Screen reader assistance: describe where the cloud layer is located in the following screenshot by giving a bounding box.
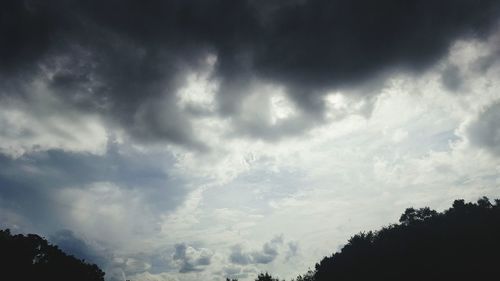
[1,2,500,281]
[2,0,500,145]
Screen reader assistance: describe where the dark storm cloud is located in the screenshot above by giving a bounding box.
[467,102,500,156]
[2,0,500,143]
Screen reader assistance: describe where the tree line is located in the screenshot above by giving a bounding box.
[0,229,104,281]
[250,196,500,281]
[2,196,500,281]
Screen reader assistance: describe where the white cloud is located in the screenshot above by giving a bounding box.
[176,54,218,113]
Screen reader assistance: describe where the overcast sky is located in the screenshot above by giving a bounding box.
[1,1,500,280]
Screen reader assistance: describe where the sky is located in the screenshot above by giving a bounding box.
[1,1,500,280]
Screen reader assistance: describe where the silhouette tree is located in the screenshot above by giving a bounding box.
[293,269,315,281]
[294,197,500,281]
[255,272,280,281]
[0,229,105,281]
[399,206,438,225]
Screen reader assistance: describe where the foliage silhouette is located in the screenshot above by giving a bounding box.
[255,272,281,281]
[293,197,500,281]
[0,229,105,281]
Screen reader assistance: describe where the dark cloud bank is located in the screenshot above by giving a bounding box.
[2,0,500,145]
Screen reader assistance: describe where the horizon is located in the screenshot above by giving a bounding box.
[1,1,500,281]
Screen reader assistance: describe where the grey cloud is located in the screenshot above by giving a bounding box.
[467,102,500,156]
[196,255,211,266]
[49,229,108,267]
[469,40,500,74]
[253,235,283,264]
[470,53,500,74]
[173,243,213,273]
[229,106,323,142]
[441,64,463,92]
[47,230,159,281]
[2,0,500,144]
[0,153,62,230]
[251,252,275,265]
[221,265,256,280]
[285,241,299,260]
[130,97,207,151]
[173,244,188,260]
[0,143,189,233]
[230,235,284,265]
[105,249,178,280]
[229,245,252,265]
